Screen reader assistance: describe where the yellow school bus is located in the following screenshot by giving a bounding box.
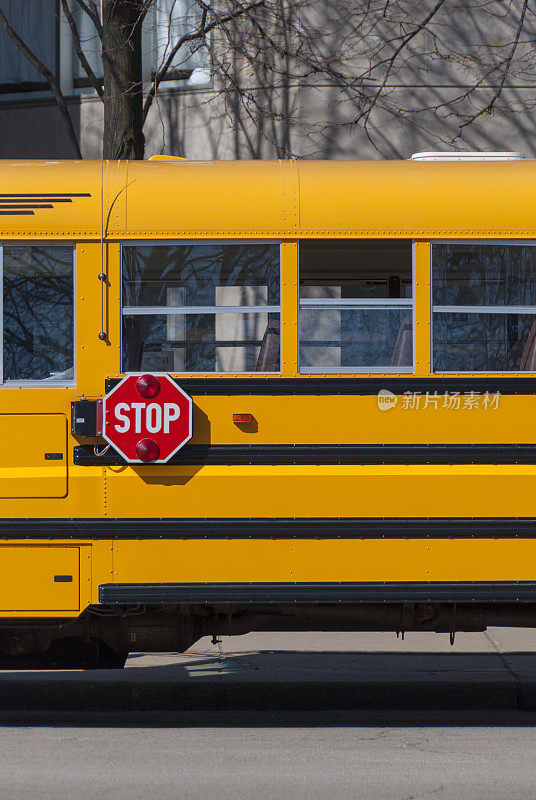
[1,153,536,668]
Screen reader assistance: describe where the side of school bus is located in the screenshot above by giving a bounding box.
[0,155,536,668]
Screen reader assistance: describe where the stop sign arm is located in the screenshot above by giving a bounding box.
[100,374,193,464]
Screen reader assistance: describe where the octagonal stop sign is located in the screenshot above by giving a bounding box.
[100,374,193,463]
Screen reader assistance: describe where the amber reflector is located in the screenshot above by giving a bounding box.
[233,413,253,423]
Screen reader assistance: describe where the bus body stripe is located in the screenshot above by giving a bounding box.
[98,580,536,604]
[74,443,536,466]
[2,517,536,539]
[104,377,536,395]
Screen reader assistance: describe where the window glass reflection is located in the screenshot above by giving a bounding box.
[298,239,413,372]
[3,246,74,382]
[433,244,536,307]
[300,308,412,369]
[123,244,280,308]
[123,312,280,373]
[122,243,281,374]
[433,313,536,372]
[300,240,412,301]
[432,243,536,372]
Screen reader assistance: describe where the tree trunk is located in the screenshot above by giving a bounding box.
[102,0,146,159]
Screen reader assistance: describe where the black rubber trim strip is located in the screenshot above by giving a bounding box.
[105,376,536,395]
[3,517,536,539]
[0,192,91,197]
[98,580,536,604]
[74,443,536,466]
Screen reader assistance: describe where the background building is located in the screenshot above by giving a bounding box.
[0,0,535,160]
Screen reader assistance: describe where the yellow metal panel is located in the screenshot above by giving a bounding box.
[76,243,121,398]
[0,160,101,238]
[104,463,536,519]
[120,158,536,238]
[1,158,536,239]
[298,160,536,236]
[414,241,431,375]
[0,391,104,518]
[104,162,128,235]
[281,242,298,372]
[123,160,290,235]
[111,538,536,583]
[0,414,67,498]
[0,545,79,612]
[0,469,103,520]
[89,540,113,605]
[185,394,536,445]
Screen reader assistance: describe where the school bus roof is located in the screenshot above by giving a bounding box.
[0,158,534,240]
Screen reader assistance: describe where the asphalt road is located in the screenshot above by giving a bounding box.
[0,629,536,800]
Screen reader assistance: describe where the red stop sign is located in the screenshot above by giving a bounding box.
[100,374,193,463]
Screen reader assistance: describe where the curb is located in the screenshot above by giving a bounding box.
[0,679,529,711]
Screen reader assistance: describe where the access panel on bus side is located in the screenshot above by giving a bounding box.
[0,414,68,498]
[0,545,80,612]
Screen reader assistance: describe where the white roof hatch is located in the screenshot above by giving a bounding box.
[410,151,527,161]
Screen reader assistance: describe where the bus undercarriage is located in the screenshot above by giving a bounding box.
[1,602,536,670]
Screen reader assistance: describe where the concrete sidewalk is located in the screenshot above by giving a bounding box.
[0,628,535,712]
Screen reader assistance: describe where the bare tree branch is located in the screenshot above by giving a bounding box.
[73,0,103,38]
[357,0,447,127]
[0,8,82,159]
[459,0,530,129]
[60,0,104,98]
[3,0,536,161]
[142,0,264,126]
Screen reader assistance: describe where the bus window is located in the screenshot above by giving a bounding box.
[298,239,413,372]
[432,243,536,372]
[121,243,281,373]
[2,245,74,384]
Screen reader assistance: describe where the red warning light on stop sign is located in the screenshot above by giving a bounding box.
[101,374,193,463]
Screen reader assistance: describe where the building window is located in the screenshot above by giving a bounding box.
[122,243,281,373]
[298,240,413,373]
[0,0,58,95]
[0,1,210,99]
[152,0,211,86]
[73,0,211,93]
[72,1,102,91]
[1,245,75,384]
[432,243,536,372]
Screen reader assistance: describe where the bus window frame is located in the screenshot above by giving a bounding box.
[0,241,76,389]
[430,238,536,375]
[297,239,416,375]
[120,239,283,376]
